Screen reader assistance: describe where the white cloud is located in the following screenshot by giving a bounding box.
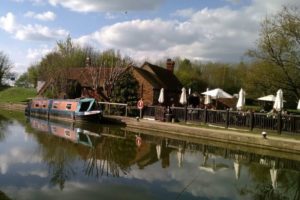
[172,8,195,18]
[75,0,300,63]
[0,12,17,33]
[26,46,52,61]
[0,12,68,41]
[25,11,56,21]
[15,24,68,41]
[48,0,164,12]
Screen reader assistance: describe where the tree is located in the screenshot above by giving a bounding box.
[175,58,207,92]
[0,51,12,86]
[15,72,30,87]
[110,70,139,105]
[247,6,300,106]
[86,49,133,100]
[37,36,95,98]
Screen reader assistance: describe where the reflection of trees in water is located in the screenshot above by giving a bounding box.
[84,135,136,178]
[253,184,288,200]
[279,170,300,200]
[0,190,12,200]
[32,132,79,190]
[47,145,76,190]
[236,157,300,200]
[0,114,13,141]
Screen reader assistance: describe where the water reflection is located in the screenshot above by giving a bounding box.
[29,117,300,198]
[1,114,300,199]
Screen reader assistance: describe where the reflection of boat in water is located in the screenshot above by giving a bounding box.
[25,98,102,122]
[29,117,100,147]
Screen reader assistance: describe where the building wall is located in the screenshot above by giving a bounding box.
[132,70,154,106]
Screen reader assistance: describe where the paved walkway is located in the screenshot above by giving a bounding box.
[105,115,300,155]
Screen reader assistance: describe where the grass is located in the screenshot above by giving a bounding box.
[0,86,36,103]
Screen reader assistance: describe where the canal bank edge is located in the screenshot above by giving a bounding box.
[1,102,299,156]
[106,116,300,155]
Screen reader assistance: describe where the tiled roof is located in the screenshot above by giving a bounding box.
[132,66,161,88]
[141,62,182,91]
[67,67,122,87]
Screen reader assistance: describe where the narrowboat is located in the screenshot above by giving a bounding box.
[25,98,102,122]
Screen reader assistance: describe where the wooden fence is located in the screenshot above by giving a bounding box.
[0,103,27,112]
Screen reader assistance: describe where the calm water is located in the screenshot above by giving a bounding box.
[0,111,300,200]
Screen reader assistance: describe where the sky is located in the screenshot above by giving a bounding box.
[1,0,300,75]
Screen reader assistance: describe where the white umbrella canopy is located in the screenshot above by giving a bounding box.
[201,88,233,99]
[273,89,283,111]
[297,100,300,110]
[158,88,164,104]
[236,88,246,110]
[257,95,276,102]
[179,87,187,105]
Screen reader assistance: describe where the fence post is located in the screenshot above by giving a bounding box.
[277,112,282,134]
[250,111,254,131]
[125,105,128,117]
[225,109,229,128]
[184,105,187,122]
[204,108,208,124]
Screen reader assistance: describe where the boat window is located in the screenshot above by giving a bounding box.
[79,102,90,111]
[65,130,71,137]
[91,102,98,110]
[43,104,46,108]
[53,103,58,109]
[79,132,89,143]
[35,104,39,107]
[66,104,72,110]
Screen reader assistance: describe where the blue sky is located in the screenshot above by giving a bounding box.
[0,0,299,75]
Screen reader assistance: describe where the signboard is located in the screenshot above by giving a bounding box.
[137,99,144,109]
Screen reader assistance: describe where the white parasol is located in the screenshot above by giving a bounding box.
[158,88,164,104]
[236,88,246,110]
[273,89,283,111]
[204,88,212,105]
[257,95,276,102]
[202,88,233,99]
[179,87,187,105]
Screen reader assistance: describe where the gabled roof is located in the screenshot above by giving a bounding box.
[140,62,182,90]
[133,66,161,89]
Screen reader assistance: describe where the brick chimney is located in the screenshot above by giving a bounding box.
[85,57,91,67]
[166,58,175,73]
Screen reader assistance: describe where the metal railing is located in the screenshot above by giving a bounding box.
[98,102,128,116]
[99,102,300,135]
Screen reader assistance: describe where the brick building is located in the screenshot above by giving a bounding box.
[37,59,182,106]
[132,59,182,106]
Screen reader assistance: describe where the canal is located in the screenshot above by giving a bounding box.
[0,110,300,200]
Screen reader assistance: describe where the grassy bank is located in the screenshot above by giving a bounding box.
[0,86,36,103]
